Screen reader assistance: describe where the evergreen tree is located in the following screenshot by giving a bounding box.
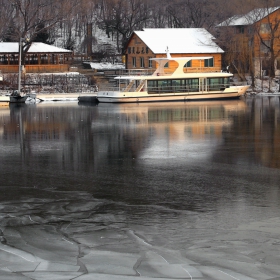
[33,22,55,45]
[3,20,17,42]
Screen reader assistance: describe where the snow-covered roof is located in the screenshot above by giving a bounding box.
[134,28,224,54]
[0,42,72,53]
[218,6,280,26]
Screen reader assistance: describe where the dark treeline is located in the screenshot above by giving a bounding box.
[0,0,280,54]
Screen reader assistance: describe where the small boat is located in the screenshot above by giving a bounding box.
[97,52,250,103]
[9,90,30,103]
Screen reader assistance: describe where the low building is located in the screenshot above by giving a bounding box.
[124,28,224,73]
[0,42,73,73]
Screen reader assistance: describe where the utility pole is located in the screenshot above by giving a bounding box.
[18,37,23,95]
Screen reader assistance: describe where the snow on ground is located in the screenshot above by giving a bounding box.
[226,74,280,96]
[85,62,125,70]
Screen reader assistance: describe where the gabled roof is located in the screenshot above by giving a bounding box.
[133,28,224,54]
[218,6,280,26]
[0,42,72,53]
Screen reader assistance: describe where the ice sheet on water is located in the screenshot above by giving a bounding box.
[35,261,80,272]
[0,270,31,280]
[75,274,189,280]
[136,251,192,279]
[23,272,83,280]
[1,187,280,279]
[80,250,139,275]
[8,226,79,264]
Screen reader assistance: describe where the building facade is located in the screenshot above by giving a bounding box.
[218,6,280,77]
[124,28,224,73]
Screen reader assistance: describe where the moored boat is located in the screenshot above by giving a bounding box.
[97,53,250,103]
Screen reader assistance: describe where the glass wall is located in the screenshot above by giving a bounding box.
[147,77,230,94]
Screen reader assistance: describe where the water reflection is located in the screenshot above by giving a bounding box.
[215,96,280,168]
[1,98,280,181]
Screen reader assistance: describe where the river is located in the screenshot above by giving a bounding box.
[0,96,280,280]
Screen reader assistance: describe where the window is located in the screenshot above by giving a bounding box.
[205,58,214,67]
[186,78,199,92]
[184,60,192,67]
[207,78,230,91]
[261,40,271,53]
[140,57,145,68]
[128,47,131,54]
[164,62,169,68]
[277,58,280,70]
[148,58,153,68]
[260,23,271,34]
[248,26,254,34]
[146,47,149,54]
[132,57,136,67]
[236,26,245,34]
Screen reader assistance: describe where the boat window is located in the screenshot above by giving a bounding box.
[186,78,199,91]
[171,80,184,92]
[164,62,169,68]
[207,77,230,90]
[158,80,171,87]
[184,61,192,68]
[147,79,192,94]
[224,77,230,86]
[147,80,157,87]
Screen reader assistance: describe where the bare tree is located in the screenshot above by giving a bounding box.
[5,0,78,62]
[253,7,280,80]
[0,0,14,39]
[96,0,150,53]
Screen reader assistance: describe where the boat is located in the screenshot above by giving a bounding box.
[97,52,250,103]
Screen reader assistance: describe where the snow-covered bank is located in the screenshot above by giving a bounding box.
[83,62,125,70]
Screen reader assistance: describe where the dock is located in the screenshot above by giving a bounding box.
[36,93,98,103]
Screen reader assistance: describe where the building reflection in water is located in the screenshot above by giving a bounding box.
[0,97,280,177]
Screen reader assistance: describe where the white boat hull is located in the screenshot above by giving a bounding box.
[97,86,250,103]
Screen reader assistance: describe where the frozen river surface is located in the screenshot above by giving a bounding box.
[0,96,280,280]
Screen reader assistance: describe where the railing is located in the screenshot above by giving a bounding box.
[102,67,222,77]
[98,83,230,93]
[0,64,70,73]
[148,85,199,93]
[104,69,155,76]
[183,67,221,73]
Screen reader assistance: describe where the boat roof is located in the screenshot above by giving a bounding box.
[116,55,232,79]
[116,72,233,80]
[134,28,224,54]
[150,55,213,63]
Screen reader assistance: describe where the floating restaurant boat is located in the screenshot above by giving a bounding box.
[97,52,250,103]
